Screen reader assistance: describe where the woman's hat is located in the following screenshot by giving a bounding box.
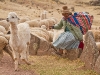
[61,6,72,15]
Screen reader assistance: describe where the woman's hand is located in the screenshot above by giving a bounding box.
[49,26,54,29]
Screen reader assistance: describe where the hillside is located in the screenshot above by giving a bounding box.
[0,0,100,26]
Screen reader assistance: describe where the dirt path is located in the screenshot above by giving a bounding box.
[0,53,39,75]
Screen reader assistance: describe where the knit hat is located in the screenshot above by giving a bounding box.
[61,6,72,15]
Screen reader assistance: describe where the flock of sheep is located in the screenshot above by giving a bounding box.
[0,10,100,71]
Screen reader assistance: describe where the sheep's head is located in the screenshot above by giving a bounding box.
[6,12,20,24]
[41,25,47,30]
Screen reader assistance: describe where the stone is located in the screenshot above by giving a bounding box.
[29,34,40,55]
[29,34,55,56]
[94,55,100,74]
[80,31,99,70]
[66,49,79,60]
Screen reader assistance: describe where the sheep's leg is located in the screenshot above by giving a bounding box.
[63,50,67,55]
[0,49,3,61]
[3,45,14,61]
[53,48,63,56]
[62,49,67,58]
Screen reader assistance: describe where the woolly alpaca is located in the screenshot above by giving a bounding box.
[6,12,31,71]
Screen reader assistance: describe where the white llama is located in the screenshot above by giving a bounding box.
[6,12,31,71]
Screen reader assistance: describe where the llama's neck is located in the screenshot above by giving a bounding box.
[10,22,18,34]
[9,22,20,49]
[10,22,18,39]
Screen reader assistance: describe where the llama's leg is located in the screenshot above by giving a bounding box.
[22,59,31,65]
[18,54,21,65]
[20,49,31,65]
[13,51,19,71]
[26,50,29,61]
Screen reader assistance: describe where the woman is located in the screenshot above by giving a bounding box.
[49,6,84,56]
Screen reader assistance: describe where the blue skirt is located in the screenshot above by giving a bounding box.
[53,32,80,50]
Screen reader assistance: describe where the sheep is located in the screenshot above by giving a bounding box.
[39,10,58,30]
[19,17,30,23]
[0,25,7,34]
[0,20,10,31]
[25,20,40,27]
[39,19,49,30]
[96,42,100,54]
[0,35,8,61]
[0,32,14,61]
[91,25,100,30]
[0,27,13,61]
[0,25,10,41]
[49,17,58,24]
[41,25,47,30]
[48,30,54,42]
[31,27,55,43]
[39,18,57,30]
[47,18,57,26]
[53,28,64,42]
[30,27,50,42]
[6,12,31,71]
[86,30,100,42]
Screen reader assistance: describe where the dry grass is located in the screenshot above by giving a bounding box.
[20,55,98,75]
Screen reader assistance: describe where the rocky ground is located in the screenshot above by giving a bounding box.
[0,53,39,75]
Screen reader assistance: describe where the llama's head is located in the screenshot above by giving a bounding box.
[6,12,20,24]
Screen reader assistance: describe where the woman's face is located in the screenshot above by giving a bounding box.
[62,13,69,18]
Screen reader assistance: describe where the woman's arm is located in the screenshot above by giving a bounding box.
[51,19,63,29]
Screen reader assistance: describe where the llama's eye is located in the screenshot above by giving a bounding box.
[12,16,14,18]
